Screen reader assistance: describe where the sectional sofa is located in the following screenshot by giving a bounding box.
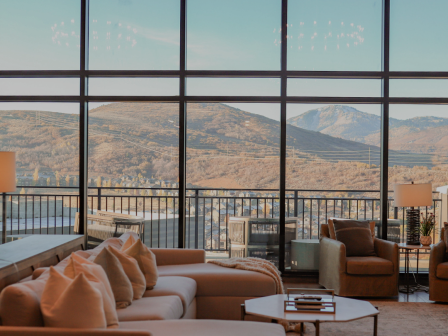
[0,232,284,336]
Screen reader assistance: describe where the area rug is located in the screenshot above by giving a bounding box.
[299,301,448,335]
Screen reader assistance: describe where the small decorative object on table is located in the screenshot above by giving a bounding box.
[419,212,435,246]
[284,288,335,314]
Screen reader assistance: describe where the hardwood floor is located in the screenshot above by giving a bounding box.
[283,282,433,303]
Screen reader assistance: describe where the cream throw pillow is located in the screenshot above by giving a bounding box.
[94,248,133,308]
[108,246,146,300]
[122,239,158,289]
[41,267,106,329]
[121,234,137,251]
[63,254,119,328]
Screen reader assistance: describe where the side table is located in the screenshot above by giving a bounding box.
[398,243,431,294]
[291,239,320,270]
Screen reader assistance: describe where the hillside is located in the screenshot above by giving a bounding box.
[0,103,443,190]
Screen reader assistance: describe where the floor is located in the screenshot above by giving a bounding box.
[283,282,433,303]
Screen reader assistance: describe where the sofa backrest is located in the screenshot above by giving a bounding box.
[0,327,151,336]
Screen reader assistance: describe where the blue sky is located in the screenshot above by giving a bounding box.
[0,0,448,120]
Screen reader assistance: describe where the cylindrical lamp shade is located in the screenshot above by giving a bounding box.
[394,183,432,207]
[0,152,16,192]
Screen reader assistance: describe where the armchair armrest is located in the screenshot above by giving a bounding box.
[319,237,346,274]
[429,240,446,277]
[374,238,399,273]
[150,248,206,266]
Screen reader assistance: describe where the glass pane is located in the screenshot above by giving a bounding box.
[287,0,382,71]
[0,79,79,96]
[0,103,79,236]
[0,0,80,70]
[389,105,444,270]
[286,103,381,269]
[186,103,280,261]
[287,79,381,97]
[88,102,179,248]
[187,0,281,70]
[89,0,180,70]
[89,78,179,96]
[390,79,448,98]
[187,78,280,96]
[391,0,448,71]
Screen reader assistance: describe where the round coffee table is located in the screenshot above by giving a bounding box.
[242,295,379,336]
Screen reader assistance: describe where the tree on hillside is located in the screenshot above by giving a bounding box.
[20,188,26,195]
[55,171,60,187]
[65,175,70,186]
[97,176,102,188]
[47,177,51,186]
[73,176,78,186]
[107,179,112,188]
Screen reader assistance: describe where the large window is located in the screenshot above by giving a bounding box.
[1,0,446,274]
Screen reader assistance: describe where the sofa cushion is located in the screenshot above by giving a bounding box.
[143,276,196,315]
[123,240,159,290]
[116,296,183,322]
[119,320,285,336]
[157,263,276,297]
[333,219,376,257]
[109,246,146,300]
[346,256,394,275]
[41,268,107,329]
[436,262,448,280]
[93,248,133,309]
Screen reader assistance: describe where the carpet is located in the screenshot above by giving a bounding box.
[299,301,448,335]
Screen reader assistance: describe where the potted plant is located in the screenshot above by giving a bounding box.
[419,212,435,246]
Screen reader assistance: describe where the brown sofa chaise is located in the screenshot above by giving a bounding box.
[0,232,284,336]
[319,223,399,297]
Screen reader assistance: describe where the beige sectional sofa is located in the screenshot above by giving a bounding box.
[0,233,284,336]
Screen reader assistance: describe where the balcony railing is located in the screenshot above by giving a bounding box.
[0,187,442,251]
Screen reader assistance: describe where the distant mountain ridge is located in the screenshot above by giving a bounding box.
[287,105,448,146]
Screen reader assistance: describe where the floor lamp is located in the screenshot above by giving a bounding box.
[0,152,16,244]
[394,182,432,245]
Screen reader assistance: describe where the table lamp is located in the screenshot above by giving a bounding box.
[394,182,432,245]
[0,152,16,244]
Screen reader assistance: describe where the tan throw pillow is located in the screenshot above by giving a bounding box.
[121,234,137,251]
[108,246,146,300]
[123,239,158,289]
[41,267,106,329]
[329,218,376,240]
[94,248,133,308]
[333,219,376,257]
[63,254,119,328]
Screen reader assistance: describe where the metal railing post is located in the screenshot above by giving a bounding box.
[195,189,199,249]
[97,187,101,212]
[294,190,298,218]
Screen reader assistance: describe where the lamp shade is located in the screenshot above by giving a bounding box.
[0,152,16,193]
[394,183,432,207]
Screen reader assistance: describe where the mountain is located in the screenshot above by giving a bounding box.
[0,103,436,190]
[287,105,448,148]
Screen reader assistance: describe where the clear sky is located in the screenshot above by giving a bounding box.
[1,0,448,120]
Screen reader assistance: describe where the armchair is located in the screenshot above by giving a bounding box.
[429,228,448,302]
[319,223,399,297]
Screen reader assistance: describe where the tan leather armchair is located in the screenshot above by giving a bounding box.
[429,228,448,302]
[319,224,399,297]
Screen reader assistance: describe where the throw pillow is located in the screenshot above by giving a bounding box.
[41,267,106,329]
[328,218,376,240]
[63,254,119,328]
[108,246,146,300]
[332,219,376,257]
[93,248,133,308]
[123,239,158,289]
[121,234,137,251]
